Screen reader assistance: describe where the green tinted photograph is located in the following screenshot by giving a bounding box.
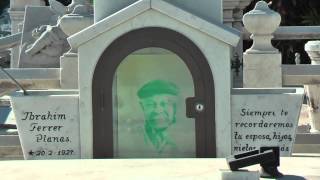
[114,48,196,158]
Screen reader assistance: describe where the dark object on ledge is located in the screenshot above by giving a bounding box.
[231,53,242,76]
[259,147,283,178]
[227,146,283,178]
[0,124,17,129]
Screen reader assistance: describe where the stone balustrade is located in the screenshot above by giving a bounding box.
[243,26,320,40]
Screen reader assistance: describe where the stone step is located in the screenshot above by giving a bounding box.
[293,144,320,154]
[293,133,320,154]
[0,146,24,160]
[0,134,24,160]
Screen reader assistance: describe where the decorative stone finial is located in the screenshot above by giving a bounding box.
[305,41,320,62]
[243,1,281,54]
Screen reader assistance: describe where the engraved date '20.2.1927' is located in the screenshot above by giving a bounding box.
[28,149,74,156]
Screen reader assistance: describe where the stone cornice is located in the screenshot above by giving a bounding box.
[8,9,25,21]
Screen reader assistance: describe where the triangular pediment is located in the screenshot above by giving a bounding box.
[68,0,240,49]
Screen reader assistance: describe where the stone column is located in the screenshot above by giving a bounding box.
[224,0,240,87]
[223,0,253,88]
[242,1,282,88]
[8,0,45,68]
[8,6,24,68]
[223,0,240,26]
[60,53,78,89]
[233,0,253,29]
[305,41,320,133]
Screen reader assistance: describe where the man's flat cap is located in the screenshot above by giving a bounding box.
[137,80,179,99]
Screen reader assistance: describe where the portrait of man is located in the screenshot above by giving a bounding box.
[137,80,180,155]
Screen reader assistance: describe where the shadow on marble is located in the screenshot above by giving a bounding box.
[273,175,306,180]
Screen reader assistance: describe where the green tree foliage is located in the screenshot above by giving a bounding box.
[246,0,320,26]
[0,0,9,15]
[301,7,320,25]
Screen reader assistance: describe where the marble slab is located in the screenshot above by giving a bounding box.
[10,90,80,160]
[231,88,304,156]
[0,158,319,179]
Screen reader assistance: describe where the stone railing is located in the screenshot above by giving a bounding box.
[243,26,320,40]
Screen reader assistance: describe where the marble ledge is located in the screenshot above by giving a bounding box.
[0,157,319,179]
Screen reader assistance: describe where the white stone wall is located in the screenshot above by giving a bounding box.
[77,9,233,158]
